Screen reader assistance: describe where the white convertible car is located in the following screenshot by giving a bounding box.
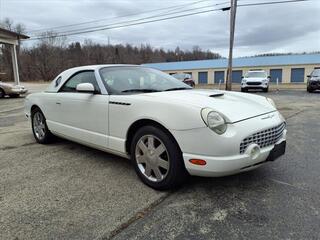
[25,65,287,190]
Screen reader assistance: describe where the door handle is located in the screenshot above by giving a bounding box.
[56,102,61,105]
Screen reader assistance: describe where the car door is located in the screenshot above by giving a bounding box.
[54,70,109,149]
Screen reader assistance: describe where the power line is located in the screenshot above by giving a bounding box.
[238,0,309,7]
[27,0,216,33]
[25,6,226,40]
[25,0,312,41]
[29,1,229,37]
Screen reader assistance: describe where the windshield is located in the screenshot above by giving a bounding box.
[99,66,191,94]
[245,72,267,78]
[172,73,191,80]
[312,69,320,77]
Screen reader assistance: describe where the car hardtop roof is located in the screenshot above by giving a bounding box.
[63,64,141,72]
[46,64,143,93]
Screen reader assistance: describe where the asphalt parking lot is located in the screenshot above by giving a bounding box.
[1,85,319,240]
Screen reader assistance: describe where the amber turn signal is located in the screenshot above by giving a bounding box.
[189,159,207,166]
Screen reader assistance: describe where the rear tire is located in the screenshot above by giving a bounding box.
[31,108,54,144]
[0,88,5,98]
[131,125,188,190]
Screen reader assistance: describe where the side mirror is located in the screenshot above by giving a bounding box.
[307,75,311,78]
[76,83,95,93]
[241,76,244,79]
[267,76,271,79]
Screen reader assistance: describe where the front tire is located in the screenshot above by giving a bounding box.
[131,125,188,190]
[241,87,247,92]
[31,108,54,144]
[263,87,269,92]
[307,86,314,93]
[0,88,5,98]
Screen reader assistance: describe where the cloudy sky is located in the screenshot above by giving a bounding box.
[0,0,319,57]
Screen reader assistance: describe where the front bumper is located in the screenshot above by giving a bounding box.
[171,111,286,177]
[241,82,268,89]
[183,136,286,177]
[308,80,320,90]
[9,88,28,94]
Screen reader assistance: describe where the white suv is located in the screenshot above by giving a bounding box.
[241,70,270,92]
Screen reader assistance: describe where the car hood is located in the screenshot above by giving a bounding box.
[141,89,275,123]
[310,76,320,81]
[243,77,266,82]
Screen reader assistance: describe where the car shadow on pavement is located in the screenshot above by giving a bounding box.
[186,167,269,191]
[52,136,133,167]
[49,136,273,191]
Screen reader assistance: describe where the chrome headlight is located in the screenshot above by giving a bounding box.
[267,97,276,108]
[201,108,227,134]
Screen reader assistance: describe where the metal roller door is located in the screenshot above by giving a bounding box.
[291,68,305,83]
[214,71,225,83]
[270,69,283,83]
[198,72,208,84]
[232,70,243,83]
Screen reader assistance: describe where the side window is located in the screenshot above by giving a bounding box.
[60,71,100,93]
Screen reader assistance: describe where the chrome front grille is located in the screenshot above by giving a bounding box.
[240,122,286,154]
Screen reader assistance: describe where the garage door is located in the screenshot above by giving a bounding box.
[232,70,243,83]
[291,68,305,83]
[198,72,208,84]
[270,69,283,83]
[214,71,225,83]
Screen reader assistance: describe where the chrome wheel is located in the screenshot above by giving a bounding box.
[33,112,46,140]
[135,135,170,182]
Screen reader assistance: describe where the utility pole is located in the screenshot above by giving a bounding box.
[225,0,237,91]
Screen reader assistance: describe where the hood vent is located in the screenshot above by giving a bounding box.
[209,93,224,97]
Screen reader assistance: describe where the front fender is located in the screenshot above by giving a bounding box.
[108,95,206,141]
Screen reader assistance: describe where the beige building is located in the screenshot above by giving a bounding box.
[143,54,320,85]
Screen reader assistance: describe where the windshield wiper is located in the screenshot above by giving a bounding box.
[165,87,192,91]
[121,88,160,93]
